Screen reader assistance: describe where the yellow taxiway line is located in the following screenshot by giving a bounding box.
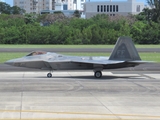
[0,109,159,119]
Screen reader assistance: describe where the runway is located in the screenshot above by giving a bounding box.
[0,70,160,120]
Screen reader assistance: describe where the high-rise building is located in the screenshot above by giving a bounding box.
[54,0,85,10]
[14,0,85,14]
[54,0,68,10]
[67,0,74,10]
[13,0,55,14]
[68,0,85,10]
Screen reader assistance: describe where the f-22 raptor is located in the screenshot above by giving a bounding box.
[5,37,148,78]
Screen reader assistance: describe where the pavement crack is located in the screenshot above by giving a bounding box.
[89,92,121,119]
[20,72,25,119]
[139,74,155,80]
[75,81,84,91]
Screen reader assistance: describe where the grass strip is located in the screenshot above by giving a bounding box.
[1,52,160,63]
[0,44,160,48]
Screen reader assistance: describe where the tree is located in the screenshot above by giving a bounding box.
[0,2,11,14]
[136,8,149,22]
[73,10,81,18]
[147,0,160,22]
[11,6,25,14]
[24,13,37,24]
[131,21,146,43]
[0,2,25,15]
[37,13,66,26]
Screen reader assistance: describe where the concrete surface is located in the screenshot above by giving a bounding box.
[0,71,160,120]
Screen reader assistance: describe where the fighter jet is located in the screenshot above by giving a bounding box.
[5,37,148,78]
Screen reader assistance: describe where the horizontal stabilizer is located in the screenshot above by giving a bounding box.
[127,60,154,64]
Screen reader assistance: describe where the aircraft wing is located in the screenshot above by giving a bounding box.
[71,60,125,65]
[45,59,125,65]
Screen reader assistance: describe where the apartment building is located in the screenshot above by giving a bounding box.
[68,0,85,10]
[54,0,68,10]
[14,0,55,13]
[14,0,85,13]
[46,0,86,11]
[54,0,74,10]
[84,0,144,18]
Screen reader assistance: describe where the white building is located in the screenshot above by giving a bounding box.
[84,0,144,18]
[68,0,85,10]
[67,0,74,10]
[14,0,54,14]
[13,0,85,14]
[51,0,86,11]
[55,0,68,10]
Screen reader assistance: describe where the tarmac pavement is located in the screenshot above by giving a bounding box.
[0,70,160,119]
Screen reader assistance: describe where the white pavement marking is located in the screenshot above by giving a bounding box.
[144,74,160,79]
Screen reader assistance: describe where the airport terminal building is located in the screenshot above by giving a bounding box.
[84,0,145,19]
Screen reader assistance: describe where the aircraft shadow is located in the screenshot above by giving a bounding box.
[36,75,141,80]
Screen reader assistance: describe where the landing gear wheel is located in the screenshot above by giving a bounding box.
[94,71,102,78]
[47,73,52,78]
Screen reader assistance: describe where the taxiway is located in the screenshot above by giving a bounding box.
[0,70,160,120]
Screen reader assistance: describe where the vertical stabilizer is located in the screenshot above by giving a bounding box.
[109,37,141,61]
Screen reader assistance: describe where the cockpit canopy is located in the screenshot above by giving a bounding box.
[26,51,47,56]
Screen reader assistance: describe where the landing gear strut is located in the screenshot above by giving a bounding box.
[94,71,102,78]
[47,73,52,78]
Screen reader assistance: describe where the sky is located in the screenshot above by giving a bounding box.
[3,0,12,6]
[4,0,147,7]
[5,0,13,6]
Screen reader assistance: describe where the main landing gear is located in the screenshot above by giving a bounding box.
[47,73,52,78]
[94,71,102,78]
[47,71,103,78]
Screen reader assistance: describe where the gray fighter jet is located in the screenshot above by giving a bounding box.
[5,37,148,78]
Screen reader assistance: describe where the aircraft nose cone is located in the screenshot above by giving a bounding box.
[5,60,14,66]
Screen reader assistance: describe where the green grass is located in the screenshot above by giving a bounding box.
[139,53,160,62]
[0,44,113,48]
[1,52,160,63]
[1,52,27,63]
[0,44,160,48]
[135,45,160,48]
